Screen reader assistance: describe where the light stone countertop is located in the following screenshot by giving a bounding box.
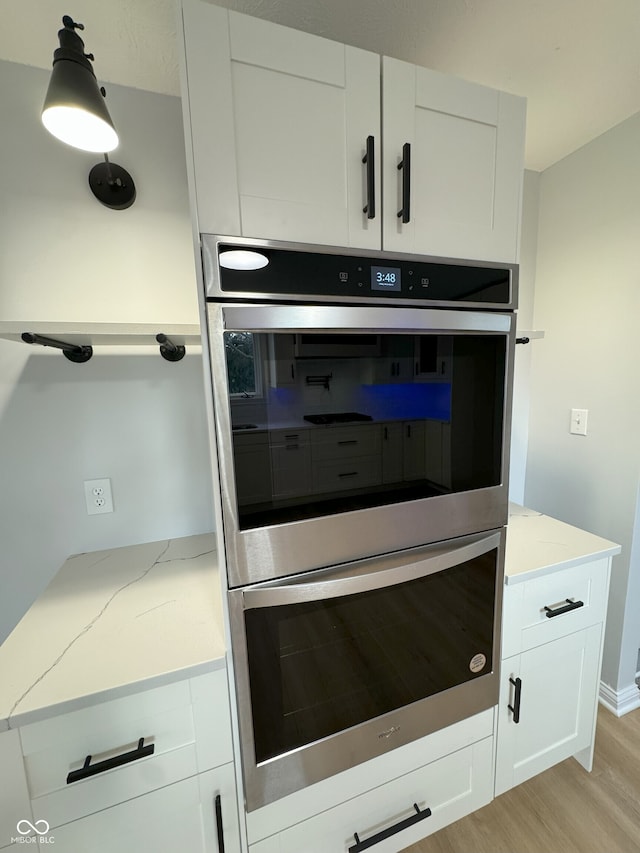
[0,533,224,731]
[0,507,621,732]
[505,504,621,584]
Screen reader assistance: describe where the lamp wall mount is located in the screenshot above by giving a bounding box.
[89,154,136,210]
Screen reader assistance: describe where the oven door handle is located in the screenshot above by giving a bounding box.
[242,529,502,608]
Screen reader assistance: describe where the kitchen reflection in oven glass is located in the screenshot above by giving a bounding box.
[245,547,497,763]
[226,330,505,530]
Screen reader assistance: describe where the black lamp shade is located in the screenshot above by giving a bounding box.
[42,17,119,153]
[42,59,118,153]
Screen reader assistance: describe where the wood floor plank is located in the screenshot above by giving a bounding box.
[403,705,640,853]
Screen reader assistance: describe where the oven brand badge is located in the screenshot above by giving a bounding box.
[469,653,487,673]
[378,724,400,740]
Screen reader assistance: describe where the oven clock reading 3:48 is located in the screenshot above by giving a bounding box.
[371,265,402,292]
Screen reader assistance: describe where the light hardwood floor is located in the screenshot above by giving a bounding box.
[404,705,640,853]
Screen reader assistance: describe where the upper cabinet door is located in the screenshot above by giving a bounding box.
[181,1,381,248]
[381,57,526,262]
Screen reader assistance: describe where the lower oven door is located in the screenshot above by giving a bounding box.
[229,527,504,811]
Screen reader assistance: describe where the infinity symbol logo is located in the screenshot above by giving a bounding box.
[16,819,50,835]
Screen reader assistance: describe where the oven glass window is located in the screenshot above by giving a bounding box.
[227,332,506,530]
[245,548,497,764]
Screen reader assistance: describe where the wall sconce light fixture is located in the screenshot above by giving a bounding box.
[42,15,136,210]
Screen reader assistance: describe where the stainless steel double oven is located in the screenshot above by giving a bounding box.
[200,235,517,811]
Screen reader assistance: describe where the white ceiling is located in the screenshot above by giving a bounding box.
[3,0,639,171]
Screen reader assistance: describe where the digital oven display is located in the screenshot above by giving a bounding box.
[371,266,401,292]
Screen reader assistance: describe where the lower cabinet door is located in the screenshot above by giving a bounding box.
[49,763,240,853]
[495,624,602,796]
[250,737,493,853]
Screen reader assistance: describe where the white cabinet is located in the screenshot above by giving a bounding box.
[380,419,449,485]
[267,335,297,388]
[495,557,611,796]
[269,429,312,499]
[181,1,380,250]
[382,58,525,261]
[180,1,525,262]
[311,424,382,494]
[424,420,451,487]
[233,431,272,506]
[401,421,427,481]
[50,763,240,853]
[14,670,240,853]
[0,729,32,849]
[381,422,403,484]
[413,336,452,381]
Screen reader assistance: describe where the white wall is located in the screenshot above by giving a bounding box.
[0,60,214,643]
[509,169,540,504]
[524,111,640,695]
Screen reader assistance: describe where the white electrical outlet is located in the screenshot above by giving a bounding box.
[84,478,114,515]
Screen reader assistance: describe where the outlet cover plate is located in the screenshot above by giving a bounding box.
[84,478,114,515]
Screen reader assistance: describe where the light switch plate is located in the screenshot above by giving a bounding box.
[570,408,588,436]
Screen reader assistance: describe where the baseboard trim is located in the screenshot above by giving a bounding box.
[599,681,640,716]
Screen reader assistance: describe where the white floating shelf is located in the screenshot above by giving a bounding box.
[0,322,201,348]
[516,329,545,340]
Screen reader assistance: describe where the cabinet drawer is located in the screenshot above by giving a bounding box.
[20,671,232,829]
[502,557,609,658]
[250,737,493,853]
[312,425,381,460]
[314,456,381,493]
[49,762,240,853]
[271,443,312,499]
[269,429,310,448]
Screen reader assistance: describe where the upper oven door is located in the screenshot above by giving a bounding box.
[206,302,515,587]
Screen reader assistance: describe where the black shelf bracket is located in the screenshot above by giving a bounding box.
[156,333,186,362]
[21,332,93,363]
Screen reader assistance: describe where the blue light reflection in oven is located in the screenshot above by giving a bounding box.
[360,382,452,422]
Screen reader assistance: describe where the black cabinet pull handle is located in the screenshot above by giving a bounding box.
[66,737,154,784]
[406,424,411,438]
[362,135,376,219]
[508,676,522,724]
[349,803,432,852]
[215,793,225,853]
[339,471,358,478]
[384,427,388,440]
[544,598,584,618]
[338,440,358,446]
[397,142,411,223]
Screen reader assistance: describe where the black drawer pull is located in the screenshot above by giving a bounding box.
[544,598,584,618]
[396,142,411,223]
[508,676,522,724]
[349,803,431,852]
[339,471,358,478]
[215,794,225,853]
[362,134,376,219]
[338,439,358,446]
[66,737,154,784]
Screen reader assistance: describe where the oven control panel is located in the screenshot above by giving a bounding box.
[208,238,515,307]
